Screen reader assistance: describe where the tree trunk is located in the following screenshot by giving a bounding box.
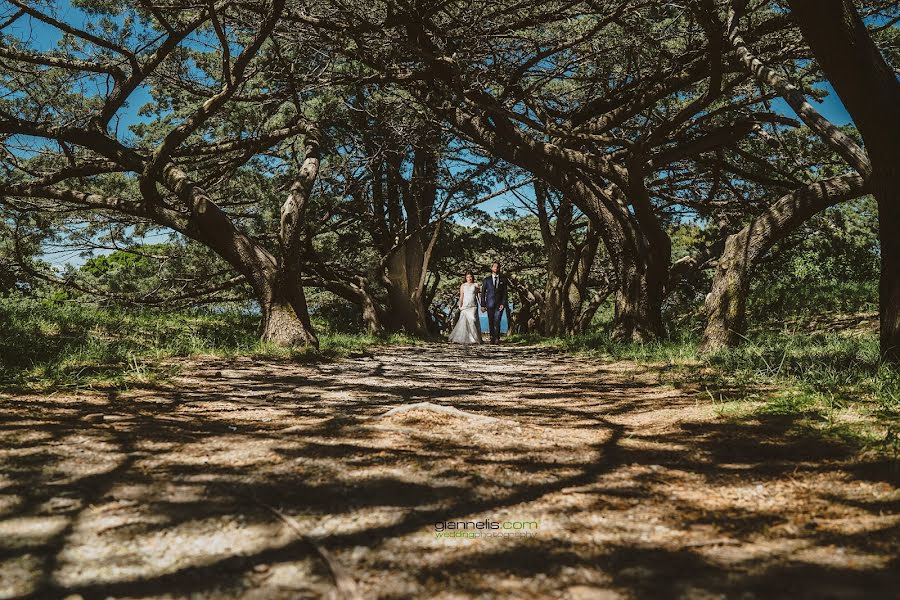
[446,108,670,342]
[787,0,900,361]
[542,272,567,336]
[513,302,533,334]
[565,223,601,335]
[597,187,668,343]
[701,173,869,352]
[302,271,387,336]
[508,275,541,334]
[700,233,751,351]
[384,243,429,335]
[612,251,667,342]
[576,296,605,334]
[259,276,318,347]
[360,291,386,336]
[876,179,900,362]
[562,175,668,342]
[537,185,572,336]
[270,139,320,347]
[158,163,319,348]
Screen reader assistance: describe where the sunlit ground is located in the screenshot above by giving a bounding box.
[1,345,897,599]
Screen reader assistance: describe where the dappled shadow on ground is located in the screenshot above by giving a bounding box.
[0,345,897,599]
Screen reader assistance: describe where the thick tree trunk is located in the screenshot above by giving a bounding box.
[384,244,429,335]
[701,173,869,352]
[599,190,668,343]
[574,294,605,334]
[371,142,438,337]
[700,234,751,351]
[531,183,572,336]
[259,277,318,347]
[541,222,567,336]
[159,163,318,347]
[564,224,601,335]
[612,251,667,342]
[360,291,386,336]
[787,0,900,361]
[270,140,320,347]
[618,161,672,342]
[877,180,900,361]
[563,175,668,342]
[542,273,566,336]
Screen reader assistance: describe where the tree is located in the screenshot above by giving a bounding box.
[316,0,815,341]
[0,1,324,346]
[283,84,518,336]
[499,183,606,336]
[700,0,873,351]
[786,0,900,361]
[299,89,508,336]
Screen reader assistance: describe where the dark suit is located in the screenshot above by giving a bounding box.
[481,274,508,343]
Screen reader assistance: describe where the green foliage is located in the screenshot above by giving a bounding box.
[508,328,699,364]
[749,197,879,320]
[79,244,170,298]
[705,332,899,454]
[307,290,365,334]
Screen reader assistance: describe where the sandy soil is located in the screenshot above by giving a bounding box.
[0,344,897,599]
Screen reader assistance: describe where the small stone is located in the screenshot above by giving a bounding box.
[350,545,368,561]
[253,563,269,573]
[567,586,622,600]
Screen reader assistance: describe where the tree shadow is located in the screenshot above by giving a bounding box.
[0,346,896,598]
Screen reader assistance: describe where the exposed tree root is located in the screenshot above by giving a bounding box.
[253,499,362,600]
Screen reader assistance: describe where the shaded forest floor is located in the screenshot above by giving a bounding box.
[1,344,897,599]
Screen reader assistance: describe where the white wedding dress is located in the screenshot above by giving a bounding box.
[448,283,482,344]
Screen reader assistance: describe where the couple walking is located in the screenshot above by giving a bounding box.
[448,261,509,345]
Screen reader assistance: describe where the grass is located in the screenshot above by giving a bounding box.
[0,297,423,391]
[705,333,900,455]
[509,328,900,456]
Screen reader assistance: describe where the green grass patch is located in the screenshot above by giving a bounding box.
[703,333,899,455]
[0,297,420,391]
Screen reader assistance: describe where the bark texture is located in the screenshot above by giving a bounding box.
[266,140,320,347]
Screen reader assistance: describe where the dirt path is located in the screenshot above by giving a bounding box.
[1,345,897,599]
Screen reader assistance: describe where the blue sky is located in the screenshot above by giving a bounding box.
[771,85,852,126]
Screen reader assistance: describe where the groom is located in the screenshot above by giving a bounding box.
[480,261,508,345]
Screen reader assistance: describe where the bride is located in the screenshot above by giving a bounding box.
[448,272,482,344]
